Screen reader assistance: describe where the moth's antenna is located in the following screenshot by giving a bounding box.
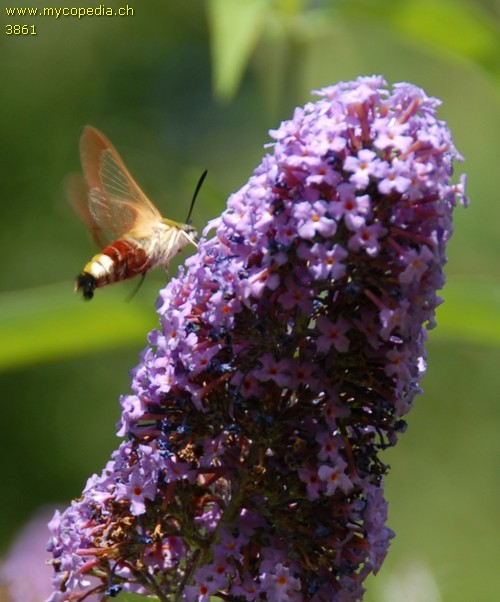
[185,170,207,224]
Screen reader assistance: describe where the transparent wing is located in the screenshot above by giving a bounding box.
[75,126,163,242]
[66,173,108,248]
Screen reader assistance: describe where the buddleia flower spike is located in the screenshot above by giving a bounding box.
[47,76,467,602]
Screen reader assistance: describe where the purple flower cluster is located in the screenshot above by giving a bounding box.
[47,76,467,602]
[1,508,56,602]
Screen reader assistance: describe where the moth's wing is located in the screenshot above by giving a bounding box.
[78,126,162,240]
[66,173,108,248]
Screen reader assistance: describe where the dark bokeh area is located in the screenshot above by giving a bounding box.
[1,1,499,600]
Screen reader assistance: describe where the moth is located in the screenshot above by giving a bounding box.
[68,126,204,300]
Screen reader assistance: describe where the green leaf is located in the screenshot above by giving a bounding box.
[0,283,156,372]
[390,0,498,65]
[207,0,270,101]
[337,0,500,73]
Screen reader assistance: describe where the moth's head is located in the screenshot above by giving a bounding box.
[181,223,199,245]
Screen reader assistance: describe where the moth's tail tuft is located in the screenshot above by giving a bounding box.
[75,272,97,301]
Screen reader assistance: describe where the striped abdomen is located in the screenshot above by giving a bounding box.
[75,239,150,300]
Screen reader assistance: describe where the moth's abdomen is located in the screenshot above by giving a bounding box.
[75,239,150,300]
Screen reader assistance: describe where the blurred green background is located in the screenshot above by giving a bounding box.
[1,0,499,600]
